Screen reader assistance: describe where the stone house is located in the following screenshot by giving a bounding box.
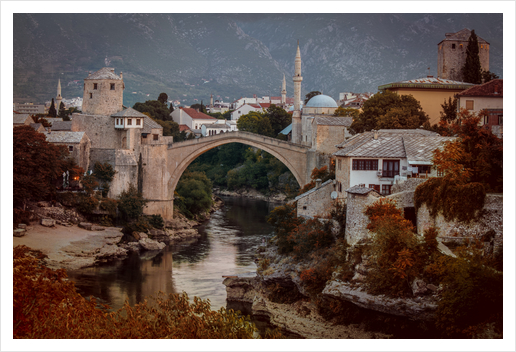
[344,185,381,245]
[230,103,265,121]
[171,107,217,130]
[43,131,91,171]
[13,113,34,126]
[201,120,237,136]
[437,28,490,82]
[377,76,474,125]
[13,103,46,115]
[294,179,336,218]
[333,129,455,198]
[310,116,353,155]
[456,79,503,138]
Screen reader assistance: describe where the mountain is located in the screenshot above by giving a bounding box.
[13,13,503,107]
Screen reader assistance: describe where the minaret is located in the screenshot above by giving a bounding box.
[292,41,303,144]
[210,93,214,108]
[56,79,63,110]
[281,74,287,105]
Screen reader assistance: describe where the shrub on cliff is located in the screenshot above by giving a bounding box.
[117,184,148,221]
[13,245,269,339]
[266,203,301,254]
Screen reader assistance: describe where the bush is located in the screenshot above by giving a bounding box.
[13,209,33,227]
[121,218,151,236]
[13,245,261,339]
[175,172,212,219]
[81,174,99,196]
[56,191,81,207]
[149,214,164,229]
[118,184,148,221]
[266,203,301,254]
[99,198,118,217]
[289,219,334,257]
[76,195,99,215]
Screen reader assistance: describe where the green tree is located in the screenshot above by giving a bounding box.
[439,96,458,123]
[265,104,292,136]
[333,106,359,119]
[304,91,321,105]
[175,171,213,218]
[117,184,148,221]
[133,100,171,121]
[58,102,67,119]
[461,30,482,84]
[48,98,57,118]
[157,92,168,105]
[350,91,428,133]
[237,111,273,137]
[481,70,499,83]
[13,126,68,209]
[169,103,174,113]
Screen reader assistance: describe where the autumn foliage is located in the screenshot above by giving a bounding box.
[13,245,277,339]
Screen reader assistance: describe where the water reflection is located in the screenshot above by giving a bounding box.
[67,196,277,311]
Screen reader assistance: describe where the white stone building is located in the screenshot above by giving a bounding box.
[171,107,217,130]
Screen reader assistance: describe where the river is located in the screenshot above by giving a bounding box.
[67,196,278,312]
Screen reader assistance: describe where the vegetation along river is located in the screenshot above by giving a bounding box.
[67,196,278,313]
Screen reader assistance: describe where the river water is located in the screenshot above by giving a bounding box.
[67,196,278,312]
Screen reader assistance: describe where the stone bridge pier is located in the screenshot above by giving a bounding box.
[141,131,317,219]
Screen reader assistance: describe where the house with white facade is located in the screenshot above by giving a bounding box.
[456,79,503,138]
[171,107,217,130]
[231,103,266,121]
[333,129,455,198]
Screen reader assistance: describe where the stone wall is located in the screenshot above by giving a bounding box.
[295,180,336,218]
[344,191,381,245]
[82,77,124,116]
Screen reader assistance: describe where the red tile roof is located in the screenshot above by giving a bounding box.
[179,124,191,132]
[181,107,216,120]
[259,103,271,109]
[457,79,503,98]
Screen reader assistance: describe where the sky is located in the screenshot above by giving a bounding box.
[2,1,515,351]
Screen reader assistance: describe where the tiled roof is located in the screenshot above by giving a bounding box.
[403,136,456,164]
[314,116,353,127]
[345,185,380,195]
[179,124,191,132]
[294,180,333,201]
[86,67,122,80]
[334,130,454,163]
[51,121,73,131]
[13,114,33,124]
[457,79,503,98]
[181,107,216,120]
[142,117,163,134]
[259,103,271,109]
[44,131,87,144]
[29,123,43,131]
[439,28,489,44]
[111,107,148,118]
[378,76,475,91]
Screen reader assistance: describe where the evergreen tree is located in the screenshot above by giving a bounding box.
[439,96,458,122]
[461,30,482,84]
[58,102,67,119]
[48,98,57,117]
[169,103,174,113]
[157,92,168,105]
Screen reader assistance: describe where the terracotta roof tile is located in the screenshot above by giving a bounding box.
[181,107,216,120]
[457,79,503,98]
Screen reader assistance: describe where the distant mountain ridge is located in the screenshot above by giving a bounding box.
[13,13,503,107]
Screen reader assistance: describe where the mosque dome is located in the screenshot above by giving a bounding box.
[306,94,338,108]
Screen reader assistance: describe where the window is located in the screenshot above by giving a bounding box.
[381,184,392,195]
[483,115,489,125]
[89,93,92,99]
[136,118,140,125]
[127,119,132,126]
[382,160,400,177]
[466,100,474,110]
[369,184,380,192]
[110,83,115,90]
[93,83,98,90]
[153,134,159,141]
[68,146,74,152]
[437,170,444,177]
[352,159,378,171]
[451,44,456,49]
[460,44,463,48]
[338,159,342,171]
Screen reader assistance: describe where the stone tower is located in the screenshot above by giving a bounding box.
[82,67,124,116]
[210,93,214,108]
[56,79,63,110]
[437,28,490,81]
[292,41,303,145]
[281,74,287,105]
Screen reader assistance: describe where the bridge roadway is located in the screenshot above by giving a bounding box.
[142,130,316,219]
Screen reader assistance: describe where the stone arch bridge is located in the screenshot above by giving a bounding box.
[141,131,317,219]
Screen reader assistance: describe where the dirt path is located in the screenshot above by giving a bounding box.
[13,224,124,270]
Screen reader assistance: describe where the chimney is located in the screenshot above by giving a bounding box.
[316,179,322,188]
[47,127,51,134]
[373,130,378,140]
[120,71,123,80]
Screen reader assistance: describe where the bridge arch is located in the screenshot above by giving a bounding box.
[166,131,311,201]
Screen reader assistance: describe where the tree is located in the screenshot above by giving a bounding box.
[481,70,499,83]
[58,102,67,119]
[237,111,273,137]
[175,171,213,218]
[333,106,359,119]
[169,103,174,113]
[350,91,429,133]
[304,91,321,105]
[133,100,172,121]
[439,96,458,123]
[117,184,148,221]
[461,30,482,84]
[157,92,168,105]
[265,104,291,136]
[32,115,51,127]
[48,98,57,118]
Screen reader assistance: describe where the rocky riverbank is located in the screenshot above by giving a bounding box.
[13,198,224,271]
[214,188,288,203]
